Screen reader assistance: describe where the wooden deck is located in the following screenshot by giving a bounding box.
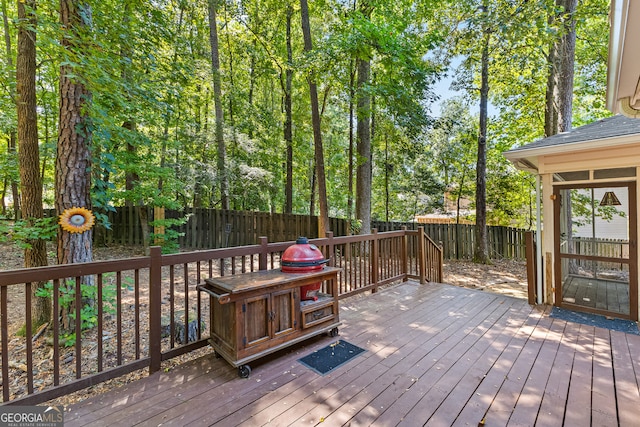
[65,281,640,426]
[562,275,630,315]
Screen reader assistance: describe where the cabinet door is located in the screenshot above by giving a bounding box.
[243,294,270,348]
[272,288,296,338]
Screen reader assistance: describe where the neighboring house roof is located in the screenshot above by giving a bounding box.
[504,115,640,172]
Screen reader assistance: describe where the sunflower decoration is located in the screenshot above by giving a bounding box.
[59,207,96,234]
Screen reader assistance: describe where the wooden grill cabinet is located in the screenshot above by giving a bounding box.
[197,267,341,377]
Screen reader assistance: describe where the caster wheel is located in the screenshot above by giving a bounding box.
[238,365,251,378]
[328,327,339,337]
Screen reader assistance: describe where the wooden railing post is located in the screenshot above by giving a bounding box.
[401,226,408,281]
[1,286,9,402]
[418,227,426,284]
[371,229,379,292]
[326,231,335,267]
[438,241,444,283]
[259,236,268,270]
[149,246,162,374]
[525,231,536,305]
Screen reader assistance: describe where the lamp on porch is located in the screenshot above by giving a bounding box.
[599,191,621,206]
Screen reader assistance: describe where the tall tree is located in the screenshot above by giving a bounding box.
[56,0,93,267]
[16,0,50,325]
[474,1,490,264]
[283,3,294,214]
[545,0,578,136]
[299,0,329,236]
[544,0,578,274]
[347,57,355,234]
[355,1,372,235]
[208,0,229,210]
[2,0,19,219]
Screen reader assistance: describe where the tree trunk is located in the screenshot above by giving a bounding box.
[208,0,229,210]
[17,0,50,327]
[284,5,293,214]
[56,0,94,331]
[346,62,356,235]
[11,146,20,219]
[223,0,236,134]
[384,135,389,222]
[123,121,138,207]
[545,0,578,272]
[545,0,577,136]
[57,0,94,263]
[1,175,6,216]
[474,4,490,264]
[2,0,19,219]
[544,42,558,137]
[300,0,329,237]
[356,56,372,235]
[555,0,577,133]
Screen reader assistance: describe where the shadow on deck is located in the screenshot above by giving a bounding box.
[65,281,640,426]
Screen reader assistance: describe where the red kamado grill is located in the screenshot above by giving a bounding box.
[281,237,329,301]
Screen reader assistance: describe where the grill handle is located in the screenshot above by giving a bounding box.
[281,259,330,268]
[197,284,231,304]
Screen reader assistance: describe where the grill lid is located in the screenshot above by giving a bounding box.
[281,237,328,271]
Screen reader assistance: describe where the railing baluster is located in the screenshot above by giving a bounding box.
[196,262,202,341]
[184,263,189,344]
[97,274,103,372]
[116,272,122,366]
[25,282,33,394]
[135,269,140,359]
[75,276,82,379]
[170,265,175,348]
[53,279,60,386]
[1,285,9,402]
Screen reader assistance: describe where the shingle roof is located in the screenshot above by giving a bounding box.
[507,114,640,153]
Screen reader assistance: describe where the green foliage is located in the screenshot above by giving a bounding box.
[0,0,612,234]
[35,276,130,347]
[0,217,58,248]
[150,215,189,254]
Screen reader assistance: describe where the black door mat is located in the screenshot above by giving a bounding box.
[550,307,639,335]
[299,340,366,375]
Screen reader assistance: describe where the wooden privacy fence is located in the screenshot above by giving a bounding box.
[570,237,630,259]
[0,228,441,405]
[47,207,528,260]
[374,220,527,260]
[87,207,347,249]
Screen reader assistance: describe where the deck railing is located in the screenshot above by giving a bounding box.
[0,228,441,405]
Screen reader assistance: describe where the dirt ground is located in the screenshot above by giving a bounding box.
[443,258,529,300]
[0,243,528,407]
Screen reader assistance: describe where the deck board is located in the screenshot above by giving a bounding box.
[562,275,630,315]
[611,332,640,427]
[423,301,527,426]
[397,298,519,426]
[65,281,640,426]
[591,327,618,426]
[535,319,578,427]
[564,324,595,426]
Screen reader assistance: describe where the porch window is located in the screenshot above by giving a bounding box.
[554,170,589,182]
[593,167,636,179]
